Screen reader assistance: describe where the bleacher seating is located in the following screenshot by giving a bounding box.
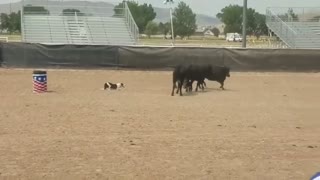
[21,3,138,45]
[266,8,320,49]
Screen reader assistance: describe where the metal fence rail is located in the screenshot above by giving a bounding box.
[124,2,139,45]
[266,7,320,49]
[20,0,139,45]
[266,8,296,47]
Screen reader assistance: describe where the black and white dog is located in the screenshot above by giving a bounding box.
[104,82,125,90]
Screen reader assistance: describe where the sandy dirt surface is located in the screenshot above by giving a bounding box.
[0,68,319,180]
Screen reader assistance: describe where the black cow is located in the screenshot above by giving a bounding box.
[183,79,193,92]
[184,65,214,92]
[171,64,189,96]
[207,65,230,90]
[171,64,215,96]
[184,79,206,92]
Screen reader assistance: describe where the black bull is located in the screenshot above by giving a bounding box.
[171,64,230,96]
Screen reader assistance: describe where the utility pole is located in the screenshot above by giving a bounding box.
[164,0,175,46]
[242,0,247,48]
[169,7,175,45]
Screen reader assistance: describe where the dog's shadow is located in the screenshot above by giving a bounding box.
[46,90,57,93]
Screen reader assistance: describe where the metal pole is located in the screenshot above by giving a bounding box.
[21,0,24,41]
[242,0,247,48]
[170,7,175,46]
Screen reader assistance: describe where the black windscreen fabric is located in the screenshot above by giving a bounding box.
[2,43,118,68]
[118,46,224,68]
[1,42,320,72]
[0,43,3,66]
[223,48,320,71]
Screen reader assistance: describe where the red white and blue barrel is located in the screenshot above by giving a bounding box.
[33,70,47,93]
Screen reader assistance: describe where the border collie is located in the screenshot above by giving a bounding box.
[104,82,125,90]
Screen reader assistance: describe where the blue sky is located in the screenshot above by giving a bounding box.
[1,0,320,16]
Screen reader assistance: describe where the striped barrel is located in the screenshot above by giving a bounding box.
[33,70,47,93]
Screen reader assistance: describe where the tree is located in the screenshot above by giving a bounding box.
[23,6,50,15]
[217,5,243,34]
[0,13,9,32]
[158,22,170,38]
[246,8,257,35]
[164,0,174,3]
[145,21,158,38]
[211,27,220,37]
[216,5,268,36]
[172,1,197,39]
[113,1,156,33]
[62,9,85,16]
[278,8,299,22]
[311,15,320,22]
[253,12,268,39]
[7,11,21,33]
[113,2,126,16]
[0,11,21,34]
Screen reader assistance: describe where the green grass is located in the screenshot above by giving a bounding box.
[139,36,271,48]
[0,34,22,42]
[0,34,273,48]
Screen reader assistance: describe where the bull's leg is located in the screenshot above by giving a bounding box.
[184,81,190,92]
[175,82,180,94]
[220,81,225,90]
[185,84,189,92]
[198,80,204,91]
[171,82,176,96]
[200,83,205,91]
[178,81,183,96]
[189,81,193,92]
[189,80,193,91]
[203,81,207,87]
[195,81,200,92]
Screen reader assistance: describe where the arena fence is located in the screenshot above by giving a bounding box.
[1,42,320,72]
[21,0,139,45]
[266,7,320,49]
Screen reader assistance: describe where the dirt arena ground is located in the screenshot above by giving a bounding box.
[0,68,319,179]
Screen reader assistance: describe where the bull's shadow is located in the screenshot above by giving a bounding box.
[180,91,199,96]
[177,87,235,96]
[180,88,215,96]
[205,87,236,92]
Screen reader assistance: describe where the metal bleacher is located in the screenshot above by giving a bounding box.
[266,7,320,49]
[21,0,139,45]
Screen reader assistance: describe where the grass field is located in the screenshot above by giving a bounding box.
[139,35,272,48]
[0,34,276,48]
[0,34,21,42]
[0,68,319,179]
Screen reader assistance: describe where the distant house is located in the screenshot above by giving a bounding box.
[194,28,214,36]
[204,29,214,36]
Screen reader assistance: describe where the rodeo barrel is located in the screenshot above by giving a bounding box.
[33,70,47,93]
